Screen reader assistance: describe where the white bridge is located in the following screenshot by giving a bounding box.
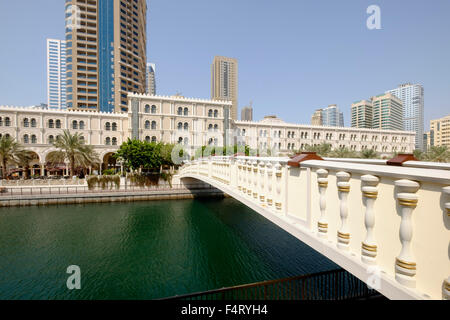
[178,153,450,300]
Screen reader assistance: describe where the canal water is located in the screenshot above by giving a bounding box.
[0,198,337,299]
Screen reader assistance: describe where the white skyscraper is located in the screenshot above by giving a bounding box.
[322,105,344,127]
[387,83,424,150]
[47,39,67,110]
[146,63,156,95]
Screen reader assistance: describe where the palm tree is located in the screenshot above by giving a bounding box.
[330,147,358,159]
[423,146,450,163]
[47,130,99,176]
[413,149,425,161]
[0,136,24,179]
[306,143,332,157]
[16,150,37,180]
[360,149,379,159]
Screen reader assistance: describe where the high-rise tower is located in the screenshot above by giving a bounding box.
[146,63,156,95]
[47,39,67,110]
[211,56,238,120]
[386,83,424,150]
[65,0,147,113]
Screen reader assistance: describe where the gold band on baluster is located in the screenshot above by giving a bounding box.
[247,190,252,195]
[238,186,242,191]
[363,191,378,199]
[445,279,450,291]
[398,198,418,207]
[260,196,265,202]
[338,186,350,193]
[318,182,328,188]
[446,207,450,216]
[276,172,282,178]
[362,242,377,252]
[275,202,282,209]
[247,167,251,171]
[318,222,328,228]
[253,169,258,173]
[396,258,416,270]
[267,199,273,206]
[253,193,258,199]
[338,231,350,239]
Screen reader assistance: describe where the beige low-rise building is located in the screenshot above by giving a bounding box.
[428,114,450,148]
[0,94,416,175]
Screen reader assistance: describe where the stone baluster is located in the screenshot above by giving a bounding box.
[317,169,329,238]
[337,171,351,250]
[442,186,450,299]
[259,161,266,204]
[361,175,380,265]
[246,160,252,196]
[266,162,273,208]
[394,179,420,288]
[253,161,259,200]
[274,162,283,212]
[237,160,242,192]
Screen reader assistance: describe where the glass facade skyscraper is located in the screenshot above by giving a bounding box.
[322,105,344,127]
[387,83,424,150]
[47,39,67,110]
[65,0,147,113]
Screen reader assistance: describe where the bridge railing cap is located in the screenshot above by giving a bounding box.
[288,152,323,168]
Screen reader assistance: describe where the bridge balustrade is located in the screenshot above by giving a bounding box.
[179,155,450,300]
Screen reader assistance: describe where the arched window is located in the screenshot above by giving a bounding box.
[214,110,218,118]
[48,135,54,144]
[56,120,61,128]
[112,122,117,131]
[208,124,213,131]
[31,119,37,128]
[151,105,157,114]
[112,137,117,146]
[31,135,37,144]
[145,136,151,142]
[178,137,183,144]
[184,108,188,116]
[5,117,11,127]
[177,122,183,130]
[0,117,2,126]
[145,120,150,129]
[214,124,218,132]
[144,105,150,113]
[105,122,111,131]
[184,122,189,131]
[184,137,189,145]
[23,118,29,127]
[151,136,157,143]
[151,121,157,130]
[72,120,78,130]
[23,134,29,144]
[79,121,85,130]
[105,137,111,145]
[48,119,54,128]
[208,109,213,117]
[177,107,183,115]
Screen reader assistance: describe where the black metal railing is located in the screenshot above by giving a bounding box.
[162,269,383,301]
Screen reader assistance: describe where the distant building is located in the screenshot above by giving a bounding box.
[311,109,323,126]
[47,39,67,110]
[351,100,373,129]
[211,56,238,120]
[146,63,156,95]
[241,105,253,121]
[387,83,425,150]
[322,105,344,127]
[429,114,450,148]
[371,93,403,131]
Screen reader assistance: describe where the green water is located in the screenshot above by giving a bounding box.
[0,198,337,299]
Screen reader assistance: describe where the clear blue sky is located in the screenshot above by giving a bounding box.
[0,0,449,129]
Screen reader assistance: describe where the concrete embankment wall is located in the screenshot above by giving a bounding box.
[0,177,226,207]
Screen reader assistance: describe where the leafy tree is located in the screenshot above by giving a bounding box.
[0,136,24,179]
[413,149,424,161]
[330,147,358,159]
[47,130,99,176]
[305,143,332,157]
[360,149,379,159]
[423,146,450,163]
